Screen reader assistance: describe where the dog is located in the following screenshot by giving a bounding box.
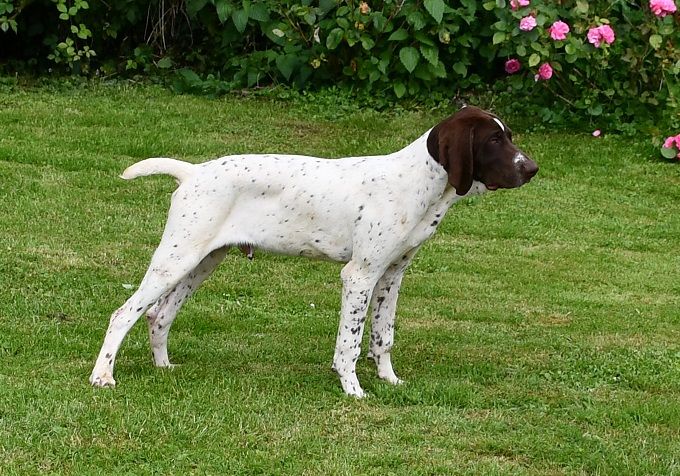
[89,106,538,397]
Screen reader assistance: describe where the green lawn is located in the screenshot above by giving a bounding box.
[0,82,679,475]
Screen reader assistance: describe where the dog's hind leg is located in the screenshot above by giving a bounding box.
[146,247,228,368]
[90,244,210,388]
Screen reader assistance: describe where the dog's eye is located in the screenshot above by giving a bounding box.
[490,135,503,145]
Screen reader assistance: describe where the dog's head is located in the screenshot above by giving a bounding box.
[426,106,538,196]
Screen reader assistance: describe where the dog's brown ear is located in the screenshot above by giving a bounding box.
[427,119,474,196]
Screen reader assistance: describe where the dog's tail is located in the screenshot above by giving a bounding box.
[121,158,195,183]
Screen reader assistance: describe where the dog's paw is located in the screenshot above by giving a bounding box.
[89,372,116,388]
[153,361,178,369]
[338,375,366,399]
[347,387,367,399]
[381,375,404,386]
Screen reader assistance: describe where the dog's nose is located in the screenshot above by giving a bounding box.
[523,160,538,180]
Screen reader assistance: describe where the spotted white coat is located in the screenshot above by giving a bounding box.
[90,106,537,397]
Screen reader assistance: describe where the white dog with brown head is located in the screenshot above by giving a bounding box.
[90,106,538,397]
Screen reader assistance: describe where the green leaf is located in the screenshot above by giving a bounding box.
[482,1,496,11]
[407,11,426,30]
[419,44,439,66]
[377,55,390,74]
[565,43,576,55]
[588,104,602,116]
[393,82,406,98]
[157,57,173,69]
[232,9,248,33]
[361,36,375,51]
[399,46,420,73]
[326,28,343,50]
[372,12,387,31]
[649,34,662,50]
[388,28,408,41]
[661,147,678,159]
[179,68,201,82]
[424,0,446,24]
[249,3,269,21]
[576,0,589,14]
[319,0,336,14]
[71,25,78,34]
[414,63,433,81]
[528,53,540,67]
[186,0,208,16]
[57,3,67,13]
[247,70,260,87]
[414,31,435,46]
[303,12,316,25]
[429,61,447,78]
[659,23,674,35]
[216,0,231,23]
[276,54,299,80]
[452,62,467,76]
[59,12,69,20]
[516,45,526,56]
[492,32,505,45]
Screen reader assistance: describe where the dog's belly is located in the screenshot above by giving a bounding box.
[254,221,354,262]
[212,193,355,262]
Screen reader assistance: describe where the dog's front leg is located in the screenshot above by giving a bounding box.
[368,247,420,385]
[332,260,382,398]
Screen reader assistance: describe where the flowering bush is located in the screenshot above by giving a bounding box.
[490,0,679,133]
[1,0,678,136]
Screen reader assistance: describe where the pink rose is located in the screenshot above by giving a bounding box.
[510,0,530,10]
[535,63,553,81]
[599,25,615,44]
[663,134,680,157]
[650,0,677,17]
[505,58,521,74]
[548,20,570,41]
[519,15,537,31]
[587,25,616,48]
[592,130,601,137]
[663,134,680,158]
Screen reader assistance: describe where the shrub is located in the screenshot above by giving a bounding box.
[489,0,679,133]
[1,0,678,133]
